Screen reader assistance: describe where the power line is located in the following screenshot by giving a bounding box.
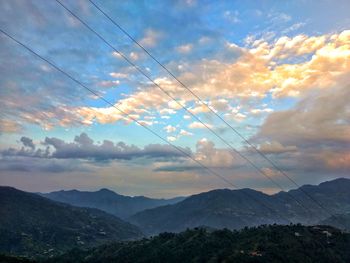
[87,0,338,220]
[0,27,292,225]
[55,0,313,215]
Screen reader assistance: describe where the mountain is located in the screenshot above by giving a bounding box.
[130,188,289,235]
[275,178,350,217]
[0,186,143,258]
[41,188,185,219]
[130,178,350,235]
[319,213,350,231]
[44,224,350,263]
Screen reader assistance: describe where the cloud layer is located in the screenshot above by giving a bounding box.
[2,133,191,162]
[74,30,350,128]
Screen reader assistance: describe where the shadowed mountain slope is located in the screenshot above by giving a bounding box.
[130,178,350,235]
[0,186,143,258]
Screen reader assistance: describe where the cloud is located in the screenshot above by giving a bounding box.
[188,121,213,129]
[225,111,247,122]
[164,125,177,133]
[210,99,230,112]
[167,136,177,142]
[194,138,236,167]
[129,51,139,61]
[71,30,350,128]
[163,129,194,142]
[257,141,297,154]
[109,72,128,78]
[0,119,21,133]
[267,11,291,23]
[250,108,273,115]
[98,80,120,88]
[282,22,306,34]
[179,129,193,136]
[176,43,193,54]
[20,136,35,150]
[189,102,211,114]
[155,138,244,172]
[223,10,240,24]
[261,167,280,177]
[252,84,350,175]
[317,151,350,171]
[4,12,348,133]
[1,133,192,162]
[139,28,163,48]
[0,156,89,173]
[256,85,350,144]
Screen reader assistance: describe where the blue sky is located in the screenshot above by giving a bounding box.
[0,0,349,197]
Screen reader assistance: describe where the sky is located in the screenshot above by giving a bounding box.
[0,0,349,198]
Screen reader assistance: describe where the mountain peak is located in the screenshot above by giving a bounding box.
[319,177,349,186]
[98,188,116,194]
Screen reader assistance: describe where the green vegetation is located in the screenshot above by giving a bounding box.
[45,224,350,263]
[0,254,35,263]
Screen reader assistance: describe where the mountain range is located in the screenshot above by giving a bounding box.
[129,178,350,235]
[41,188,185,219]
[1,177,350,259]
[0,186,142,258]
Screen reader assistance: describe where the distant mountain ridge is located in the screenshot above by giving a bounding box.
[41,188,185,219]
[129,178,350,235]
[0,186,143,258]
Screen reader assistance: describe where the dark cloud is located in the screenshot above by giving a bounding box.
[74,133,94,146]
[2,133,191,161]
[0,156,89,173]
[20,136,35,150]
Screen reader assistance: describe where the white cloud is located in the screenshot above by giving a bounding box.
[189,121,213,129]
[179,129,193,136]
[250,108,273,115]
[176,43,193,54]
[112,51,122,59]
[129,52,139,61]
[223,10,240,23]
[164,125,177,133]
[159,108,177,115]
[167,136,177,142]
[139,28,163,48]
[109,72,128,78]
[98,80,120,88]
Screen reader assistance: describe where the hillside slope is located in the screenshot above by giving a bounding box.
[0,187,143,258]
[45,224,350,263]
[130,178,350,235]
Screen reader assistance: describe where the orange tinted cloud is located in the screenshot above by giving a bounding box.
[75,30,350,126]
